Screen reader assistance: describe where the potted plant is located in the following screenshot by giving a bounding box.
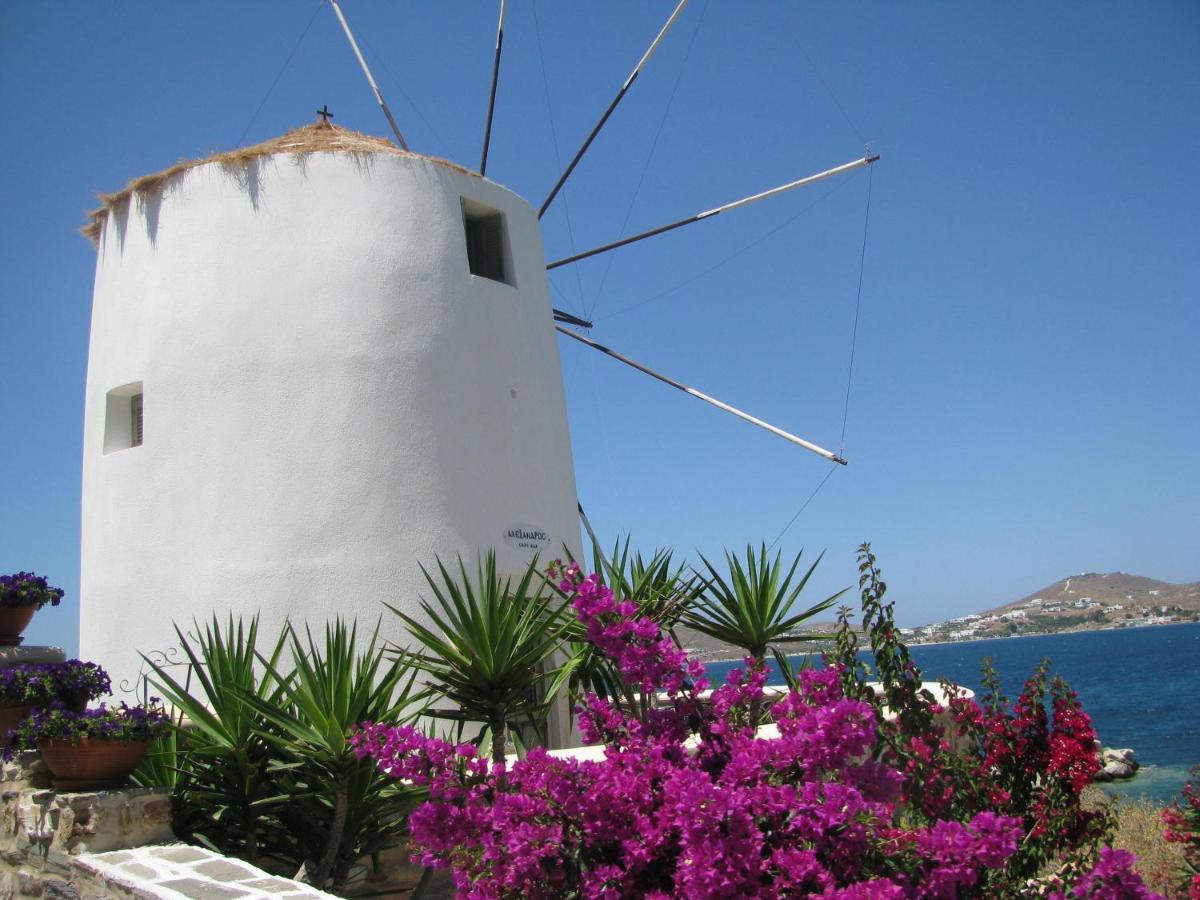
[0,572,64,646]
[11,701,170,790]
[0,665,56,746]
[0,662,112,747]
[45,660,112,712]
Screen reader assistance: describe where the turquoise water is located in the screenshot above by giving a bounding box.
[706,621,1200,804]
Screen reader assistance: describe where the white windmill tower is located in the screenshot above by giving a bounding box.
[78,1,876,737]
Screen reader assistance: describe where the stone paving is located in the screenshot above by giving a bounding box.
[74,845,335,899]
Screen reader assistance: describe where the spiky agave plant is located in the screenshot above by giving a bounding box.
[145,616,290,862]
[390,551,572,765]
[687,544,846,676]
[238,619,426,890]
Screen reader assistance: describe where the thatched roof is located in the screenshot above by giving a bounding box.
[82,121,479,244]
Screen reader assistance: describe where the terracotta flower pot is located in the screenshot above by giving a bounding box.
[38,737,150,791]
[0,702,34,746]
[0,606,36,646]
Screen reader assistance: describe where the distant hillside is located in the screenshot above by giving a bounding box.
[671,572,1200,657]
[984,572,1200,617]
[914,572,1200,644]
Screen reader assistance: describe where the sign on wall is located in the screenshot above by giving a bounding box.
[503,524,551,554]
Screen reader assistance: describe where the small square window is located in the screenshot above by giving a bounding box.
[462,198,511,285]
[103,382,143,454]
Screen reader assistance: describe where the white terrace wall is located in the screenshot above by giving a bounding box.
[81,148,582,703]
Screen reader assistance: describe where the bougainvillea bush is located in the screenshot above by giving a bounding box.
[1162,766,1200,898]
[829,546,1124,894]
[354,547,1158,898]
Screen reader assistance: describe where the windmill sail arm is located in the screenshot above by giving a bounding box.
[546,153,878,270]
[539,0,690,218]
[553,308,594,329]
[555,325,846,465]
[329,0,410,150]
[478,0,506,175]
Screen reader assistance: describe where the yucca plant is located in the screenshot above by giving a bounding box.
[596,538,700,636]
[238,619,425,891]
[562,538,701,718]
[687,544,846,672]
[131,729,179,789]
[391,552,572,765]
[146,616,290,863]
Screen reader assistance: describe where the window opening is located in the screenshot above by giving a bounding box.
[131,393,143,447]
[103,382,144,454]
[462,198,511,285]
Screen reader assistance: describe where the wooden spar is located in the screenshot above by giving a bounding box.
[555,325,846,465]
[553,308,594,329]
[538,0,689,220]
[547,153,879,270]
[328,0,410,150]
[479,0,506,175]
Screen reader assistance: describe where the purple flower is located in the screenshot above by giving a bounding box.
[0,661,111,709]
[0,572,64,610]
[1048,847,1164,899]
[9,700,169,752]
[349,562,1156,898]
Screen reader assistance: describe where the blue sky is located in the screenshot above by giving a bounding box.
[2,2,1197,655]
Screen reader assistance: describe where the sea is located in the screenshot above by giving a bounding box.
[705,621,1200,804]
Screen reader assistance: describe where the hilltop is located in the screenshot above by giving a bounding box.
[997,572,1200,614]
[666,572,1200,660]
[912,572,1200,644]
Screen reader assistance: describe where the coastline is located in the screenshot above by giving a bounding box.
[904,618,1198,651]
[693,619,1198,665]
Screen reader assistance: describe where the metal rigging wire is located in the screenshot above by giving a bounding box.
[587,0,711,322]
[531,0,588,318]
[235,0,326,148]
[595,175,854,323]
[769,161,876,549]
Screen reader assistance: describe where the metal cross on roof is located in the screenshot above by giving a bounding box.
[316,105,334,124]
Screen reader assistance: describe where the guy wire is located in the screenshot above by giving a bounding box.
[235,0,325,148]
[840,161,874,453]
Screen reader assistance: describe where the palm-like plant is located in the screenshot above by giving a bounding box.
[687,545,846,672]
[239,619,425,890]
[390,552,572,764]
[145,616,290,862]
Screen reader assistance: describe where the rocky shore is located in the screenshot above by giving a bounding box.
[1095,743,1140,782]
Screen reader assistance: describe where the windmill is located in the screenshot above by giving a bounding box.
[77,1,876,732]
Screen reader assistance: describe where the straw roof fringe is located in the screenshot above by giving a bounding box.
[82,121,479,245]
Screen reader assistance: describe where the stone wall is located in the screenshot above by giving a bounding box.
[0,755,334,899]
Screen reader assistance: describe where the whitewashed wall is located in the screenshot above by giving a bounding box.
[80,150,582,712]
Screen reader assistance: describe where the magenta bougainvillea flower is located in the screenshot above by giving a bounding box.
[354,564,1158,898]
